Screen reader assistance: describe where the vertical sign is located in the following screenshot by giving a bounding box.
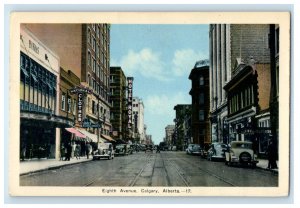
[127,77,134,129]
[78,93,83,123]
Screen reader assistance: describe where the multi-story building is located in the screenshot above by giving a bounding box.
[25,23,113,144]
[59,67,85,153]
[173,104,191,151]
[220,24,272,155]
[189,60,210,149]
[132,97,146,143]
[165,125,175,147]
[269,24,279,154]
[110,66,127,140]
[209,24,232,144]
[20,25,63,160]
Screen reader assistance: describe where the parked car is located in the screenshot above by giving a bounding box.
[115,144,128,156]
[207,143,228,161]
[186,144,202,155]
[225,141,258,167]
[93,143,114,160]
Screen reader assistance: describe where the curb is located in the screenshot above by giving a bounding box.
[20,159,93,176]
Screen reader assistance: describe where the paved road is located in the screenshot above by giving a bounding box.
[20,151,278,187]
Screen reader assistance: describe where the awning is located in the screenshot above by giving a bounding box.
[101,134,116,142]
[65,128,86,138]
[78,129,104,143]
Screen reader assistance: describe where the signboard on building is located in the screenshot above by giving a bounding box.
[127,77,134,129]
[77,93,84,123]
[82,118,101,128]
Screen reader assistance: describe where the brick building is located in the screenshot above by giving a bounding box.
[189,60,210,149]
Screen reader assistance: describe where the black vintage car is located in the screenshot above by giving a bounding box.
[145,145,153,153]
[114,144,128,156]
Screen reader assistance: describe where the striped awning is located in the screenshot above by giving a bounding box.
[77,129,105,143]
[101,134,116,142]
[65,128,86,138]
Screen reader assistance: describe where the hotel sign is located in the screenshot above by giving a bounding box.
[127,77,134,129]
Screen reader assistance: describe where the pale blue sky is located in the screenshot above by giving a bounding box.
[110,24,209,144]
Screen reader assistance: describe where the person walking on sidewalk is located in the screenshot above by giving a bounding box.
[75,144,81,160]
[267,140,278,169]
[65,142,72,161]
[85,143,91,159]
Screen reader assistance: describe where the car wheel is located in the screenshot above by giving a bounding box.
[239,152,252,163]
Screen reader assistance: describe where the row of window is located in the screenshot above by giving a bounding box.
[87,26,109,52]
[228,85,255,114]
[20,53,57,113]
[61,93,76,115]
[87,51,109,74]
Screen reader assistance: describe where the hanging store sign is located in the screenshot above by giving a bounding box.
[81,118,101,128]
[127,77,134,129]
[70,86,92,94]
[77,93,84,123]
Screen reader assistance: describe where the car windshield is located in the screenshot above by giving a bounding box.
[231,142,252,149]
[193,145,200,149]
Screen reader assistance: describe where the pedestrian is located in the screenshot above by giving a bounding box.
[266,140,278,169]
[86,143,91,159]
[65,142,72,161]
[21,143,26,161]
[60,144,65,161]
[75,144,81,159]
[156,145,160,153]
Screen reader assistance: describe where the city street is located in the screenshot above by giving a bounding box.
[20,151,278,187]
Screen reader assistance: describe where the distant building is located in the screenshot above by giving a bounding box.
[189,60,210,149]
[165,125,175,147]
[110,66,127,140]
[173,104,191,150]
[132,97,146,143]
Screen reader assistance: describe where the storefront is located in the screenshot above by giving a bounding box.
[20,25,61,160]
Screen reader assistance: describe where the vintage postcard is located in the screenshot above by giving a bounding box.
[9,12,290,196]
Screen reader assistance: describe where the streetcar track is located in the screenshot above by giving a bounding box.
[162,154,190,187]
[175,156,237,186]
[128,153,153,187]
[84,154,145,187]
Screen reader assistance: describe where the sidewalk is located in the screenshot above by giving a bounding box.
[19,156,278,176]
[20,157,93,175]
[256,159,279,174]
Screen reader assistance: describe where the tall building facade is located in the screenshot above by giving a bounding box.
[132,97,146,143]
[269,24,280,156]
[25,23,113,144]
[173,104,191,151]
[20,25,63,160]
[165,125,175,147]
[110,66,127,140]
[189,60,210,149]
[213,24,273,155]
[209,24,232,144]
